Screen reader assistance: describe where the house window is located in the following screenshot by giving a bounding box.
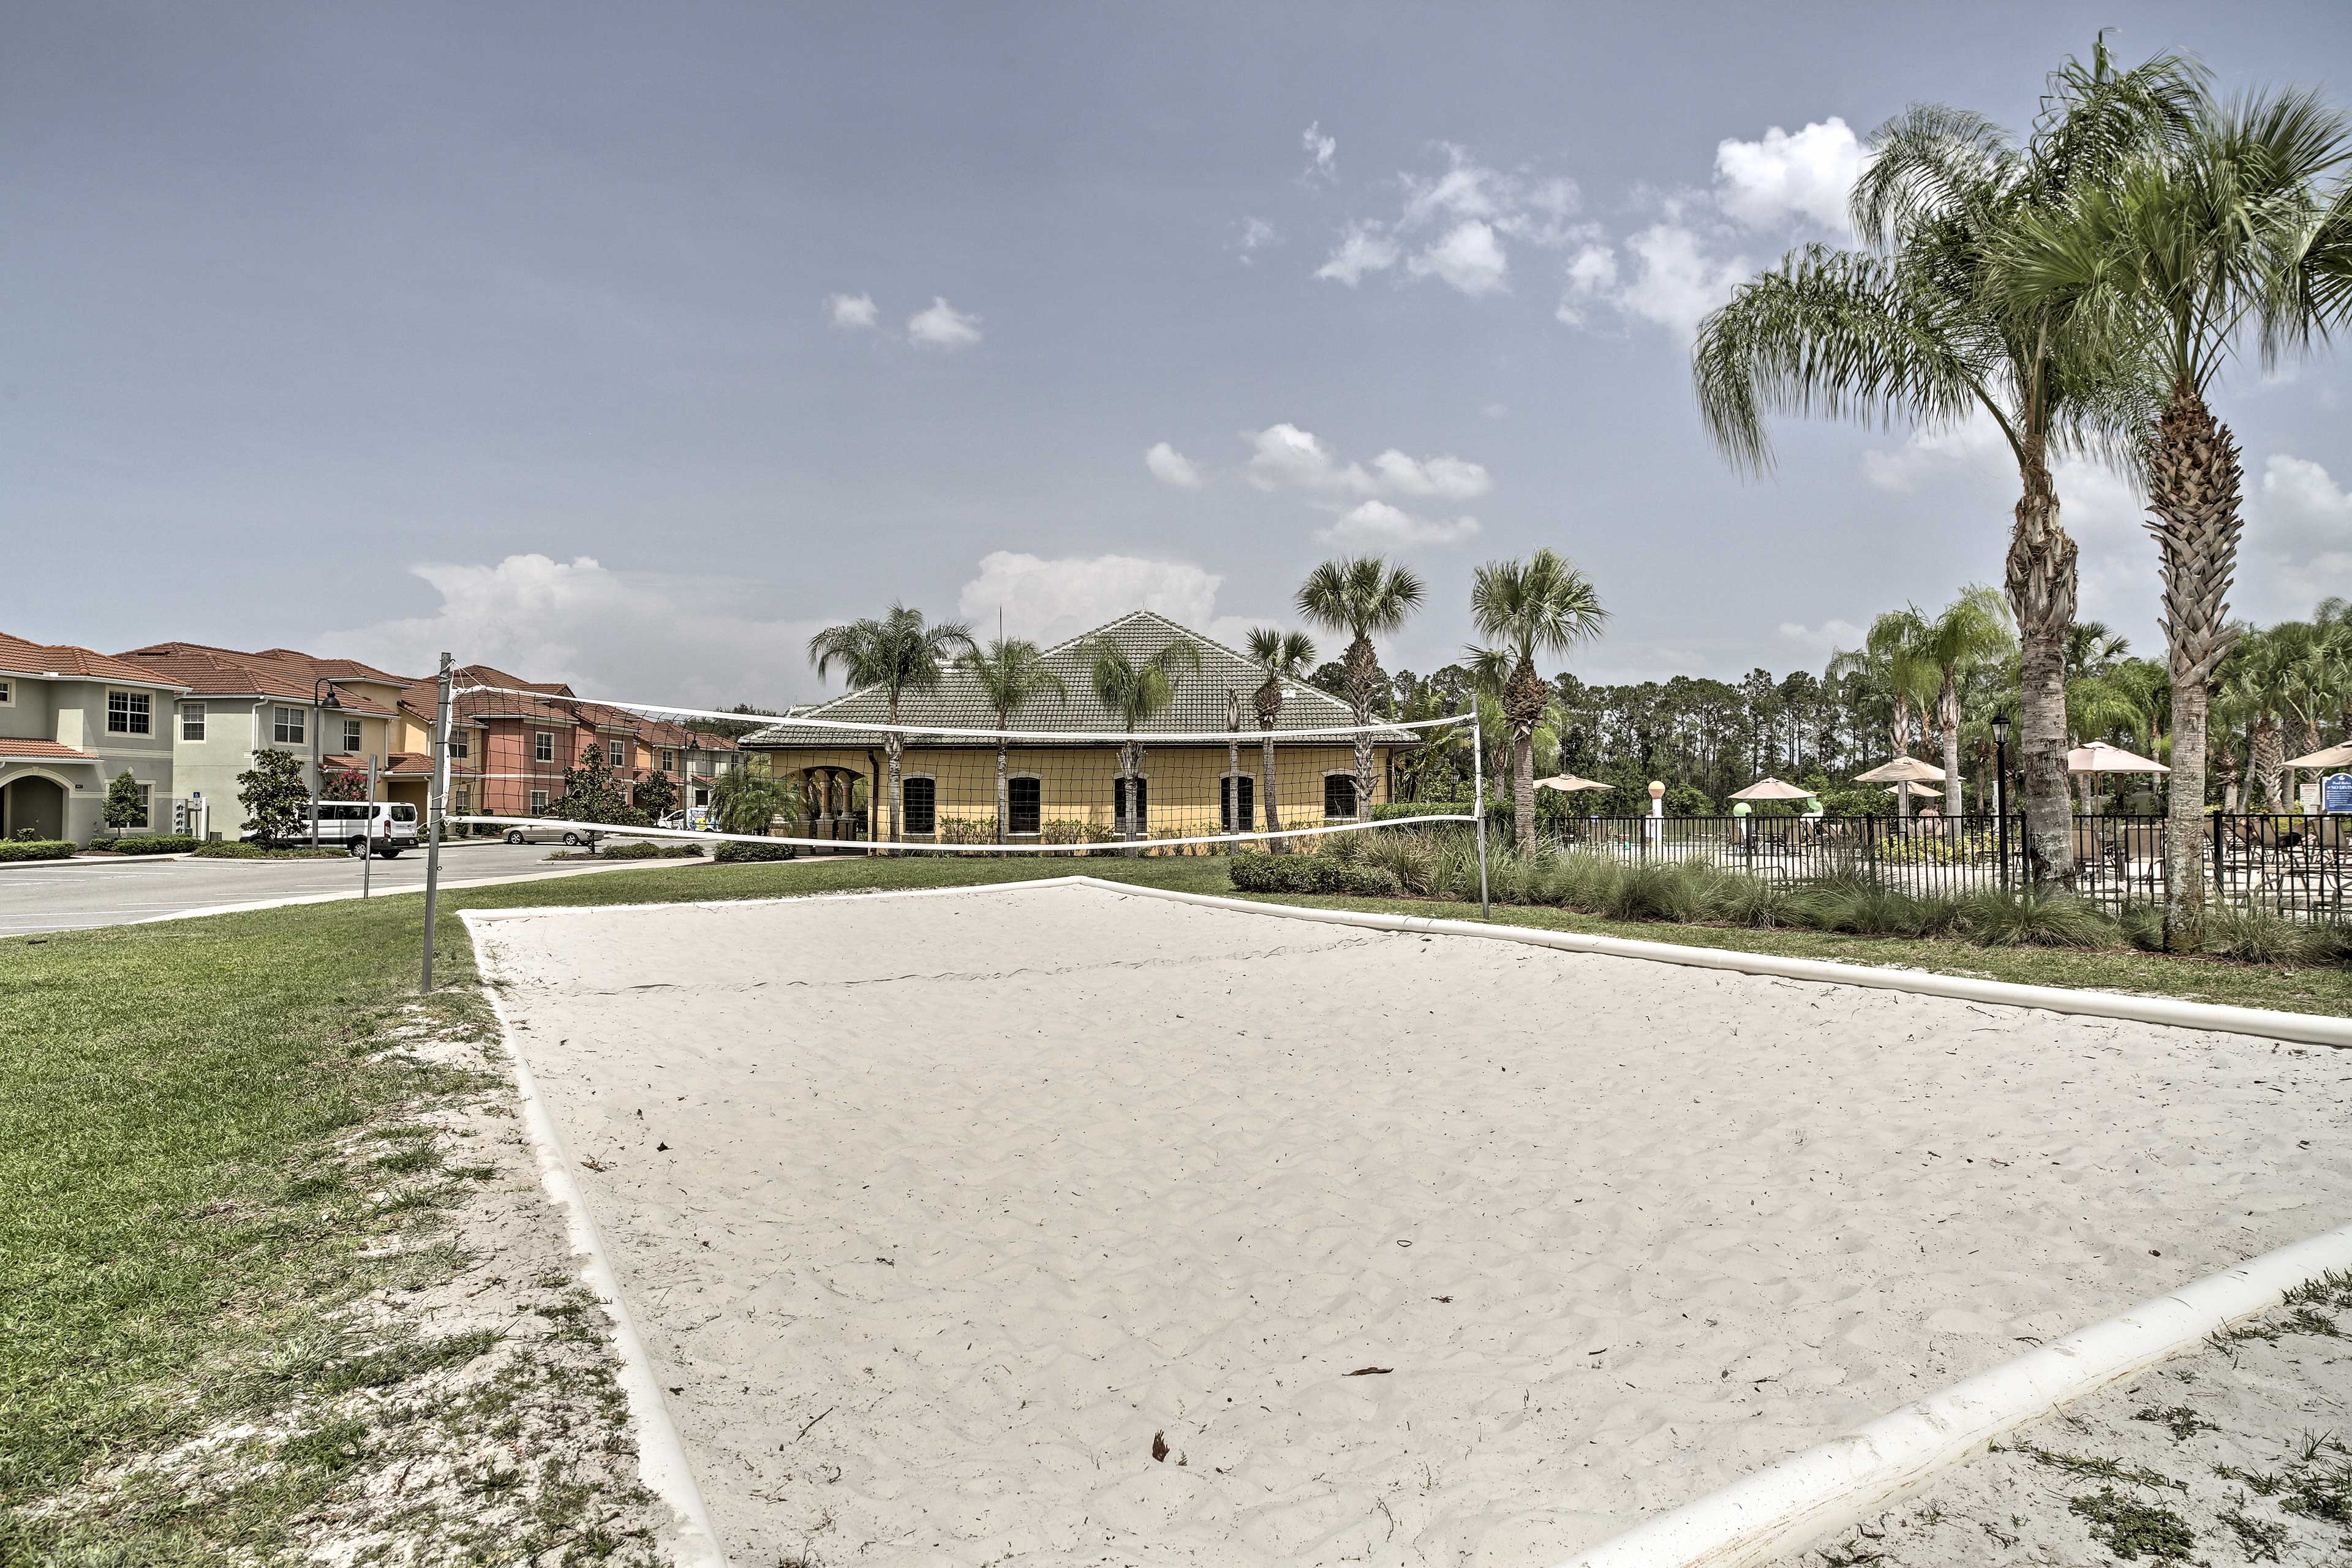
[535,731,554,763]
[608,739,625,768]
[449,732,469,759]
[273,705,305,744]
[454,785,472,814]
[530,789,549,813]
[1008,776,1042,835]
[0,679,12,704]
[342,718,363,753]
[1220,775,1256,833]
[181,703,206,741]
[108,690,153,735]
[1324,774,1358,820]
[661,749,677,772]
[1114,775,1148,835]
[901,776,937,835]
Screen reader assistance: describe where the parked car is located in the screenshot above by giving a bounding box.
[503,821,592,845]
[244,802,421,856]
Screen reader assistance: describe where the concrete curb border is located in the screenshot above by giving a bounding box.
[1067,878,2352,1048]
[1551,1220,2352,1567]
[462,913,733,1568]
[107,854,725,930]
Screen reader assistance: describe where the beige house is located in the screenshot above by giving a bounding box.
[741,611,1412,846]
[0,632,187,842]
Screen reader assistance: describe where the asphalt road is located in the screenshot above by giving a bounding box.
[0,841,704,937]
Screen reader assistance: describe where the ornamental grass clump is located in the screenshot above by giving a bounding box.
[1959,887,2117,948]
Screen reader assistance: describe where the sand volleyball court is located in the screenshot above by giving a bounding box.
[467,880,2351,1566]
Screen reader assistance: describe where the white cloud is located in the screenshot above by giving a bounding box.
[2248,454,2352,617]
[1235,217,1278,263]
[1556,241,1621,324]
[826,292,878,329]
[1144,441,1203,489]
[1777,618,1867,656]
[957,551,1232,649]
[1370,448,1491,499]
[1243,423,1374,496]
[1861,417,2011,492]
[329,555,824,709]
[1608,224,1749,339]
[907,296,982,349]
[1314,221,1401,285]
[1400,145,1509,227]
[1316,500,1482,548]
[1713,117,1867,232]
[1302,121,1336,181]
[1409,219,1510,296]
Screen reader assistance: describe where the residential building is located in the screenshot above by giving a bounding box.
[0,631,187,842]
[739,610,1410,845]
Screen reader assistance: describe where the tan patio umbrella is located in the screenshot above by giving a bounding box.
[1888,779,1943,801]
[2285,741,2352,771]
[1533,774,1612,793]
[2066,740,2169,775]
[1727,777,1817,801]
[1851,756,1947,785]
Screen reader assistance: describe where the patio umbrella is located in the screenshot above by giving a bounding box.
[2285,741,2352,771]
[1851,756,1947,785]
[1887,779,1943,801]
[2066,740,2168,775]
[1532,774,1612,793]
[1727,777,1817,801]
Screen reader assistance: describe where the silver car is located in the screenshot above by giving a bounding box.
[503,821,591,846]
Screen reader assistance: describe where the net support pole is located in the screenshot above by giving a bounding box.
[420,652,452,994]
[1471,708,1491,920]
[362,754,377,899]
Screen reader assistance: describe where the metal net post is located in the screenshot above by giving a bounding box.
[421,652,452,993]
[1472,707,1491,919]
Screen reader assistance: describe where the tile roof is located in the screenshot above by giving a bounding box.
[249,649,415,685]
[744,609,1408,748]
[118,643,398,715]
[0,737,102,762]
[0,632,189,688]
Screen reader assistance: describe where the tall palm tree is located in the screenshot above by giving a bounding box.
[1830,609,1939,818]
[1083,635,1202,853]
[1693,42,2201,880]
[807,605,974,846]
[1295,556,1425,821]
[1246,628,1316,854]
[1466,549,1609,854]
[1913,586,2016,818]
[958,638,1067,842]
[2000,86,2352,935]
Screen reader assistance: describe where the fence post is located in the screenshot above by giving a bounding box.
[421,652,453,995]
[2212,809,2225,915]
[1865,814,1878,883]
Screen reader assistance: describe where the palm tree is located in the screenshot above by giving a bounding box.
[807,605,974,846]
[1084,635,1202,853]
[1830,609,1939,818]
[957,638,1067,842]
[1246,628,1316,854]
[1913,586,2016,819]
[1466,549,1609,854]
[2000,86,2352,935]
[1295,556,1425,821]
[1693,42,2201,880]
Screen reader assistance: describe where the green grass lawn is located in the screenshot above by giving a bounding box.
[7,850,2348,1556]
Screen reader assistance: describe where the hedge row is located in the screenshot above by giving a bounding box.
[89,835,200,856]
[0,839,75,862]
[1227,851,1403,898]
[713,840,796,864]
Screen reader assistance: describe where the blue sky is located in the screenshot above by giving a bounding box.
[6,2,2348,705]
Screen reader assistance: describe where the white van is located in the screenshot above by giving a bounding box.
[281,801,421,856]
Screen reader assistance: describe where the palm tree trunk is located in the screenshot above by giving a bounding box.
[1227,737,1241,839]
[1939,677,1963,831]
[1121,740,1144,858]
[2252,718,2284,812]
[1259,730,1285,854]
[995,741,1008,845]
[1345,635,1379,823]
[1513,728,1536,855]
[1892,698,1913,821]
[2007,451,2079,884]
[2149,382,2243,941]
[885,738,903,850]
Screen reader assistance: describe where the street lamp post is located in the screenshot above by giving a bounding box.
[310,677,345,846]
[1992,712,2011,891]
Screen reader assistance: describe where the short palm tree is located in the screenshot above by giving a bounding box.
[958,638,1067,842]
[1083,635,1202,853]
[1466,549,1608,854]
[1296,556,1425,821]
[1693,42,2199,880]
[1914,586,2016,818]
[807,605,974,846]
[1830,608,1939,818]
[2000,85,2352,933]
[1246,628,1316,853]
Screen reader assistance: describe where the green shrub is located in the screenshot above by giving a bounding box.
[91,834,198,856]
[1227,851,1401,899]
[2201,905,2307,966]
[1959,889,2117,948]
[1039,818,1116,845]
[935,816,998,845]
[2296,922,2352,965]
[2117,903,2170,952]
[551,840,705,861]
[188,842,346,859]
[712,839,796,864]
[0,839,75,862]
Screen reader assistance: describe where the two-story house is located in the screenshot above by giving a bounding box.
[0,631,186,842]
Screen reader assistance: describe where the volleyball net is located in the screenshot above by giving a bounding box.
[430,682,1485,856]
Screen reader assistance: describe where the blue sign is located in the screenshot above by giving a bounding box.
[2324,773,2352,814]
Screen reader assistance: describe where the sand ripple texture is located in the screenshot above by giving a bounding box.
[470,881,2352,1567]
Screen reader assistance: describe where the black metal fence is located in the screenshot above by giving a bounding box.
[1537,812,2352,921]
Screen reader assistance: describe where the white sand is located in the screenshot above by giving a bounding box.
[470,880,2352,1566]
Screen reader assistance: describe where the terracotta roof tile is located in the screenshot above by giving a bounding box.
[0,632,189,688]
[0,737,102,761]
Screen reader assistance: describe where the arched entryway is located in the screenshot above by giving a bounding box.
[1,774,69,841]
[794,766,869,851]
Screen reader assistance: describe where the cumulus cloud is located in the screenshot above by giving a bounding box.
[1314,143,1582,298]
[907,296,982,349]
[2248,454,2352,617]
[826,292,878,329]
[1409,219,1510,296]
[1316,500,1482,548]
[1861,417,2011,492]
[328,555,823,709]
[1314,221,1402,286]
[1777,618,1868,656]
[1370,448,1491,500]
[957,551,1245,649]
[1242,424,1491,508]
[1145,441,1204,489]
[1607,224,1750,339]
[1235,217,1278,263]
[1302,121,1336,181]
[1713,118,1868,232]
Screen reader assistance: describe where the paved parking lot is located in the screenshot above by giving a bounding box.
[0,840,709,937]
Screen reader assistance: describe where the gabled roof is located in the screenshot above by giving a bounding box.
[743,609,1401,748]
[249,648,416,686]
[1,632,188,689]
[118,643,396,715]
